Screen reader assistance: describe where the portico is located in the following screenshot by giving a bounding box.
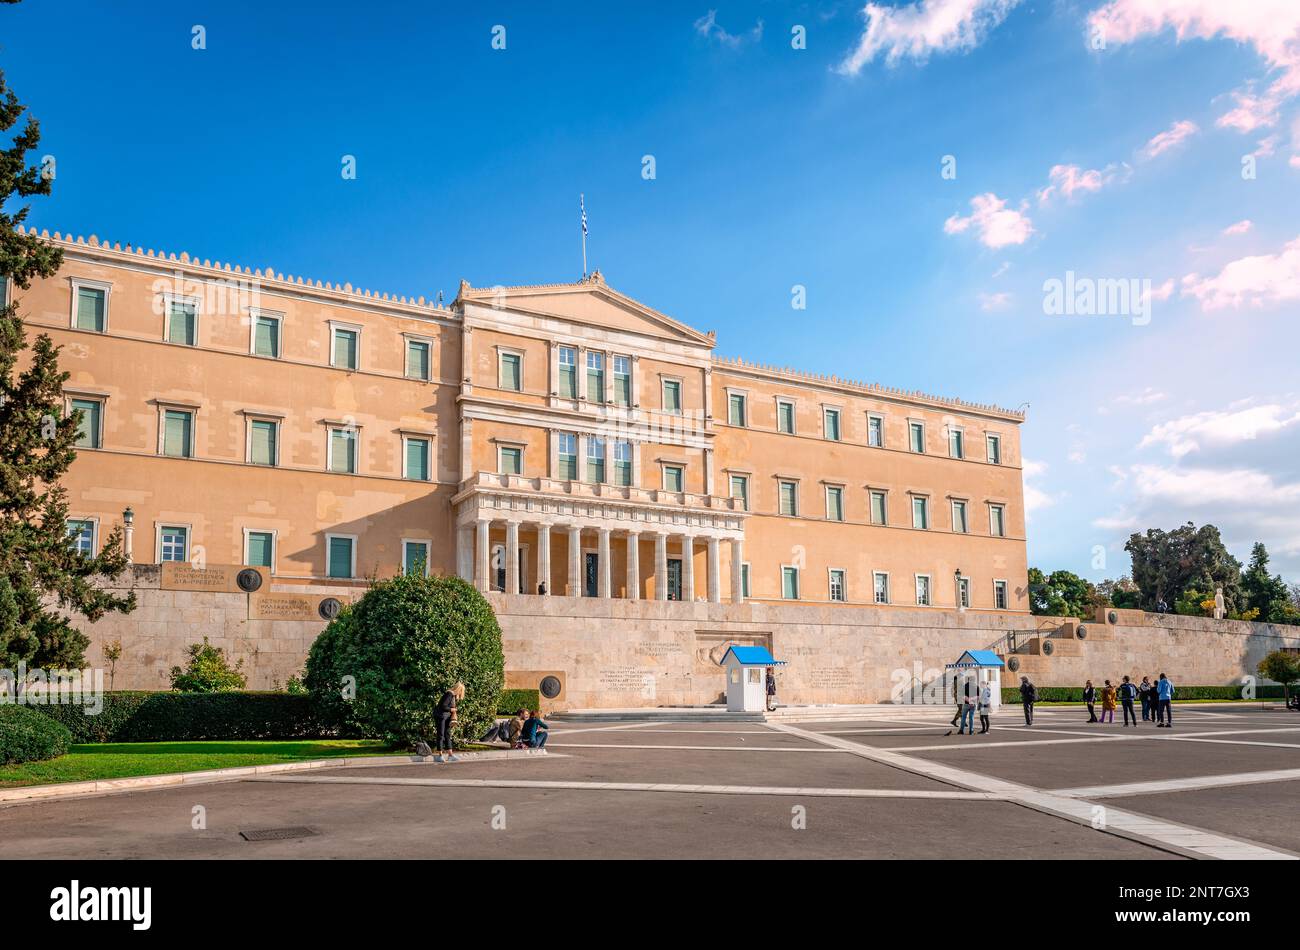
[453,472,747,603]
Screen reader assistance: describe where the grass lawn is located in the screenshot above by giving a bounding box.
[0,739,400,789]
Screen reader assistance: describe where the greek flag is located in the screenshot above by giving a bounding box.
[580,195,588,236]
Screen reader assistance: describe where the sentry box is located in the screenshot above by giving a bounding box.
[720,645,787,713]
[944,649,1004,710]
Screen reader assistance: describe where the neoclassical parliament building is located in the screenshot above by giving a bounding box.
[13,228,1034,701]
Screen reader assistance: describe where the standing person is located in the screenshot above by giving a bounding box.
[766,667,778,712]
[1119,676,1138,726]
[1138,676,1153,721]
[958,679,978,735]
[1099,680,1116,723]
[521,708,549,751]
[1083,680,1097,723]
[1152,673,1165,726]
[1019,676,1037,726]
[946,673,964,735]
[978,680,994,734]
[1156,673,1175,728]
[434,681,465,763]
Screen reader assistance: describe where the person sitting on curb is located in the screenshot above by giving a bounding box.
[521,709,549,751]
[507,708,528,748]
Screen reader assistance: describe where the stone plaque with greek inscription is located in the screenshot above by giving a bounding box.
[161,563,243,593]
[249,593,325,622]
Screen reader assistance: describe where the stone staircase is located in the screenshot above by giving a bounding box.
[996,608,1129,677]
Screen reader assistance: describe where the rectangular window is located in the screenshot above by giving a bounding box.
[167,300,196,345]
[499,351,522,391]
[986,434,1002,465]
[728,392,746,426]
[826,485,844,522]
[915,574,932,607]
[729,474,749,510]
[557,433,577,480]
[67,519,94,556]
[250,419,278,466]
[404,437,430,481]
[329,427,357,474]
[949,428,964,459]
[829,569,846,603]
[586,352,605,402]
[558,347,577,398]
[824,408,841,441]
[331,327,358,370]
[777,400,795,434]
[662,464,683,492]
[406,340,430,380]
[909,421,925,453]
[160,525,188,563]
[873,572,890,605]
[782,566,800,600]
[587,438,606,483]
[403,540,430,577]
[778,480,798,516]
[911,496,929,530]
[662,379,681,414]
[869,490,887,525]
[994,580,1008,610]
[499,445,523,476]
[613,355,631,406]
[951,499,968,533]
[71,398,102,449]
[868,415,884,447]
[327,535,354,578]
[246,530,274,569]
[957,576,971,608]
[990,504,1006,537]
[613,440,632,486]
[253,314,281,358]
[740,563,751,599]
[162,409,193,458]
[75,286,106,332]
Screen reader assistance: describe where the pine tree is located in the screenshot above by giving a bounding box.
[0,66,135,677]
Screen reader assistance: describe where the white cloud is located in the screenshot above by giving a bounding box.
[694,10,764,48]
[1139,119,1199,160]
[1138,402,1300,458]
[1128,463,1300,508]
[1037,163,1110,204]
[1182,235,1300,310]
[978,291,1012,311]
[1022,459,1060,519]
[943,192,1034,248]
[1217,87,1282,133]
[1222,219,1253,236]
[837,0,1022,74]
[992,261,1011,278]
[1099,387,1167,415]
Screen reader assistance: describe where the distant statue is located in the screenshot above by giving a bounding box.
[1213,587,1226,621]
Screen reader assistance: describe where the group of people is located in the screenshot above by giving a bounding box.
[946,678,997,735]
[1082,674,1176,727]
[414,682,551,762]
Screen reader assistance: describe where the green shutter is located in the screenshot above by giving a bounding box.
[163,410,191,457]
[780,482,796,515]
[404,542,427,576]
[246,531,273,568]
[76,288,105,331]
[72,399,100,448]
[406,438,429,480]
[664,381,680,412]
[783,567,798,599]
[169,302,196,345]
[871,492,886,524]
[255,316,280,357]
[251,420,277,465]
[559,364,576,398]
[407,341,429,379]
[333,329,357,369]
[615,373,630,405]
[330,429,355,473]
[500,353,521,390]
[328,537,353,578]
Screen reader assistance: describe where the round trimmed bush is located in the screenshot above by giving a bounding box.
[0,704,73,764]
[306,574,504,745]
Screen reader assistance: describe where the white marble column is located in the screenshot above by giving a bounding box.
[475,519,490,592]
[598,528,612,598]
[505,521,520,595]
[654,532,668,601]
[625,531,641,600]
[707,537,721,603]
[567,525,582,597]
[680,535,695,602]
[730,537,744,604]
[536,524,551,595]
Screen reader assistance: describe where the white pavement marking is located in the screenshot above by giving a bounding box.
[765,721,1297,861]
[1058,767,1300,799]
[545,722,671,737]
[551,742,842,753]
[885,726,1300,753]
[250,773,1005,800]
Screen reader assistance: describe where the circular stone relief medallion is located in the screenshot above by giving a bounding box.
[539,675,562,699]
[236,569,263,593]
[1077,625,1088,639]
[318,597,343,620]
[1007,656,1021,672]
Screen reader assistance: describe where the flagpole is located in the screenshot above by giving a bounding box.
[580,193,588,279]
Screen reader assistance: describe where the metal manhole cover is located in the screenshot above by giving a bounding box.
[240,826,319,842]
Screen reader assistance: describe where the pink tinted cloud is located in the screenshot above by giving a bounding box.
[1140,119,1199,159]
[1182,235,1300,310]
[943,192,1034,248]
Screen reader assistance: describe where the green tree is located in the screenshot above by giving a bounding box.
[0,60,134,679]
[1027,568,1097,618]
[1256,650,1300,704]
[1241,543,1296,625]
[1125,522,1242,613]
[169,638,247,692]
[1097,576,1140,609]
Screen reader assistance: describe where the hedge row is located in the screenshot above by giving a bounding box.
[999,684,1288,704]
[1,705,73,764]
[498,689,540,713]
[31,692,343,743]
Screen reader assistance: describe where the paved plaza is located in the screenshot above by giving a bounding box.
[4,704,1299,859]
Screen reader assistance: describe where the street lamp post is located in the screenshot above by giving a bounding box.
[122,506,134,562]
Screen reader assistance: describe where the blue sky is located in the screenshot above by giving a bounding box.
[5,0,1300,581]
